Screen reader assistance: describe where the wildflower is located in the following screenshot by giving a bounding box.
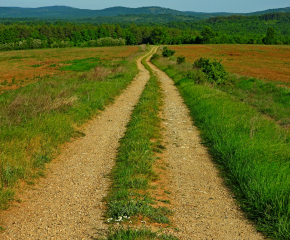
[107,218,113,223]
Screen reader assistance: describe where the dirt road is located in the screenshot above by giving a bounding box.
[0,48,156,239]
[0,47,265,239]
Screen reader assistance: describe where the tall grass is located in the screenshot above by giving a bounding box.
[0,49,143,210]
[153,55,290,239]
[220,78,290,126]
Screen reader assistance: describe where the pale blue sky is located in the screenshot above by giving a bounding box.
[0,0,289,13]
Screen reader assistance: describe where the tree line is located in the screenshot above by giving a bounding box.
[0,17,289,51]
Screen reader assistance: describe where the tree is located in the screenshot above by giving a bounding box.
[150,27,169,44]
[263,27,276,45]
[125,30,137,45]
[201,26,215,44]
[115,24,123,38]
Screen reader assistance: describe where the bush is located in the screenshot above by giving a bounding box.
[193,57,228,85]
[150,53,160,61]
[32,39,42,49]
[162,47,175,57]
[96,37,126,47]
[177,56,185,65]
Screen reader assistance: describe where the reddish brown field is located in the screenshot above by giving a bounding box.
[170,44,290,83]
[0,46,139,92]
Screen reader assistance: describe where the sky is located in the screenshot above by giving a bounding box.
[0,0,289,13]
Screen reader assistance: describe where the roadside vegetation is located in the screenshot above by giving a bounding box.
[166,44,290,84]
[104,50,177,239]
[0,46,145,210]
[152,46,290,239]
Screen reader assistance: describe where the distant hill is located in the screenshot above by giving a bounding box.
[0,6,198,19]
[0,5,289,20]
[165,12,290,36]
[246,6,290,15]
[77,14,200,25]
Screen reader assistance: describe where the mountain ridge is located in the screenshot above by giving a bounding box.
[0,5,290,19]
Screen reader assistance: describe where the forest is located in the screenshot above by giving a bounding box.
[0,11,290,51]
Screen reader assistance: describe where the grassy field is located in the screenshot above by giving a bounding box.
[152,46,290,239]
[0,46,139,94]
[0,45,142,210]
[169,44,290,85]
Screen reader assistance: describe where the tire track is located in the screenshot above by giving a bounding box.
[148,59,265,239]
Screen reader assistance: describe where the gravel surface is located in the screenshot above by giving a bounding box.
[0,48,156,240]
[148,61,265,240]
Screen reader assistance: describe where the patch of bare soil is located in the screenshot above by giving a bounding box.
[0,48,156,239]
[148,61,265,240]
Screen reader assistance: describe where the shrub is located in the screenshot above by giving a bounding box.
[150,53,160,61]
[162,47,175,57]
[96,37,126,47]
[193,57,228,85]
[177,56,185,65]
[188,70,207,84]
[18,40,28,50]
[32,39,42,49]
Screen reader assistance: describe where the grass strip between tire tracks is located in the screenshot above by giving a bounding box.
[104,48,177,239]
[152,56,290,239]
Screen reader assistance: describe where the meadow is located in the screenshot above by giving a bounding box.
[0,46,139,94]
[169,44,290,85]
[0,45,141,210]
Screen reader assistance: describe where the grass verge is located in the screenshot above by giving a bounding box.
[153,53,290,239]
[220,78,290,127]
[0,47,145,210]
[104,49,177,239]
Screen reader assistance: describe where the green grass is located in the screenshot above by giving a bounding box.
[0,47,145,210]
[153,54,290,239]
[59,57,101,71]
[220,78,290,126]
[103,226,177,240]
[31,64,43,68]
